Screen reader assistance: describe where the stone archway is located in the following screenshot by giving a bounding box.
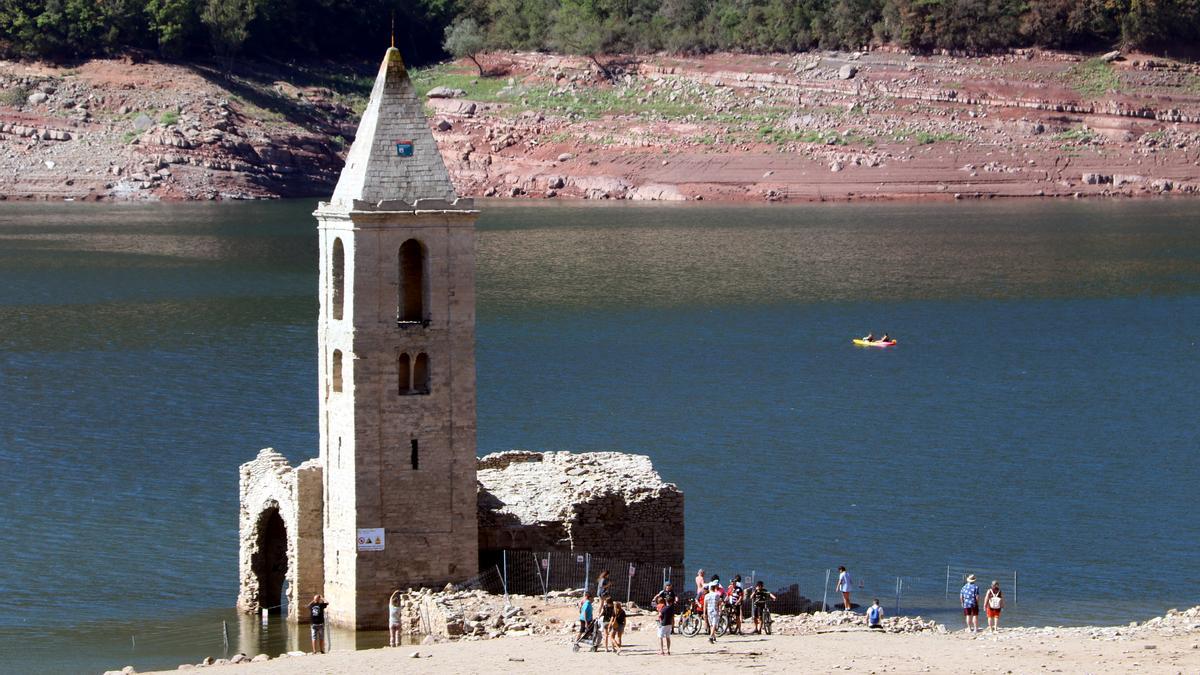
[250,506,289,613]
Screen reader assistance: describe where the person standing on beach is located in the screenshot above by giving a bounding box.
[867,598,884,629]
[704,580,723,643]
[726,575,745,634]
[656,599,674,655]
[695,569,706,596]
[984,580,1005,631]
[652,581,678,609]
[308,594,329,654]
[836,566,853,611]
[600,596,616,652]
[652,582,678,633]
[578,591,594,638]
[612,601,627,653]
[388,590,402,647]
[960,574,981,632]
[749,581,776,634]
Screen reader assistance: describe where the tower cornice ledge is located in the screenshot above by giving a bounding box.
[314,197,478,217]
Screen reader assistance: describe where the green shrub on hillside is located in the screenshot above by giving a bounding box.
[0,0,1197,63]
[1,86,30,107]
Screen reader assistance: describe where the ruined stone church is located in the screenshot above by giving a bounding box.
[236,47,683,630]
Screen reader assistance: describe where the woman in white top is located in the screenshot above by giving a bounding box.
[836,566,853,611]
[388,590,402,647]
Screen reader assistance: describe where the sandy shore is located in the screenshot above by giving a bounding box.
[147,625,1200,674]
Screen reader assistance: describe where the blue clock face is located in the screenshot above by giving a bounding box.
[395,140,414,157]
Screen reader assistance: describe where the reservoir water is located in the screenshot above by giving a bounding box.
[1,199,1198,673]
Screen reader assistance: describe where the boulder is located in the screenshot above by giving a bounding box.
[133,114,154,131]
[838,65,858,80]
[27,92,49,105]
[436,119,453,132]
[250,654,270,662]
[1100,50,1122,63]
[427,86,466,99]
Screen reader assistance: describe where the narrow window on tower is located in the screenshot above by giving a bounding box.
[413,353,430,394]
[331,237,345,321]
[332,349,343,393]
[410,439,419,470]
[398,239,426,324]
[398,352,411,394]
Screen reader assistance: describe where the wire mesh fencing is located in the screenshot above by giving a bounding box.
[945,563,1019,604]
[486,550,682,608]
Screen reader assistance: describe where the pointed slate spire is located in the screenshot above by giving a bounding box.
[330,47,458,208]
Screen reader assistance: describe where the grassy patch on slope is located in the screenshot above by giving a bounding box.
[1066,59,1121,98]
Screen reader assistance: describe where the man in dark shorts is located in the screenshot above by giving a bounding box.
[749,580,776,634]
[308,594,330,653]
[652,582,678,631]
[960,574,980,632]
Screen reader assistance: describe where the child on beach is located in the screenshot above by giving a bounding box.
[868,598,884,629]
[657,599,674,655]
[388,590,402,647]
[308,594,329,654]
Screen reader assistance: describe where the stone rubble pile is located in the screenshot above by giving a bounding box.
[985,606,1200,642]
[772,610,944,635]
[396,588,540,640]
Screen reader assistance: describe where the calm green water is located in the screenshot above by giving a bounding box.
[1,199,1198,673]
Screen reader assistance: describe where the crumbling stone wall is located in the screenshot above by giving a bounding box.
[477,451,685,570]
[237,448,323,623]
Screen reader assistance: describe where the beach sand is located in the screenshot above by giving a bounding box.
[149,624,1200,674]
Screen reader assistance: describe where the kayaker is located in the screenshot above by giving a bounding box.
[863,332,875,342]
[881,333,891,342]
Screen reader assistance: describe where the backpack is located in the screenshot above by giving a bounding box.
[868,605,881,624]
[988,592,1002,609]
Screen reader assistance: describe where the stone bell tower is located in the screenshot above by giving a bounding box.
[313,46,479,629]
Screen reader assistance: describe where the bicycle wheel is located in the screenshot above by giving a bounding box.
[681,613,700,637]
[763,609,773,635]
[715,614,729,637]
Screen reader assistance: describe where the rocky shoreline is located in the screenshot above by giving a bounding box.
[3,49,1200,204]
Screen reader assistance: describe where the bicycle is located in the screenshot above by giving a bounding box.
[715,602,742,636]
[754,602,773,635]
[679,602,703,637]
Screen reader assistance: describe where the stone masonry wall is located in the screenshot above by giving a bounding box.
[477,451,685,569]
[237,448,323,623]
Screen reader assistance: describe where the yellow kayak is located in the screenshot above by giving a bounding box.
[853,338,897,347]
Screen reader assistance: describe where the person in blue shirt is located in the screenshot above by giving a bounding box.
[960,574,981,632]
[578,591,594,637]
[867,598,884,629]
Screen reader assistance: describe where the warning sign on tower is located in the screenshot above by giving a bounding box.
[357,528,385,551]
